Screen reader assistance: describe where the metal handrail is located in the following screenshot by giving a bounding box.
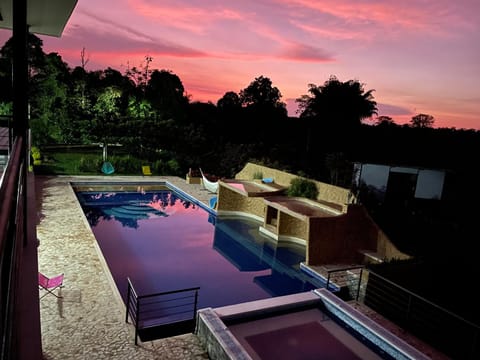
[325,264,364,290]
[0,137,23,246]
[125,278,200,345]
[364,270,480,329]
[361,269,480,359]
[0,136,24,359]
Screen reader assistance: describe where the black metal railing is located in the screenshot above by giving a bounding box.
[0,137,25,359]
[125,278,200,345]
[360,270,480,359]
[323,265,364,293]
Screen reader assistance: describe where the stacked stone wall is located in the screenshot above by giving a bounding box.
[217,186,265,218]
[235,162,353,210]
[278,212,307,240]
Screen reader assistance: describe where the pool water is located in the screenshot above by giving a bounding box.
[227,308,386,360]
[75,188,322,309]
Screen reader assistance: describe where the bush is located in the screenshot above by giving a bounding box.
[287,178,319,200]
[166,159,181,175]
[111,156,143,174]
[78,156,102,173]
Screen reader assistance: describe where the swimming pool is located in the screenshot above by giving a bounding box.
[197,289,431,360]
[73,183,325,309]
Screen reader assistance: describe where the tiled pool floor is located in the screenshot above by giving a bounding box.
[35,175,448,360]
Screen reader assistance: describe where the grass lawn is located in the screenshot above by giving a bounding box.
[34,147,154,176]
[35,152,103,175]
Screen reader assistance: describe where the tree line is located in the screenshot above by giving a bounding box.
[3,33,478,182]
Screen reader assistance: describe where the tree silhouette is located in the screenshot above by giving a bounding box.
[375,115,397,127]
[145,69,188,121]
[239,75,286,113]
[410,113,434,128]
[217,91,241,111]
[296,75,377,129]
[295,75,377,172]
[0,33,46,78]
[237,76,288,146]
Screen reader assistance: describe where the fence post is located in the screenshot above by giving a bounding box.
[356,268,363,301]
[135,296,140,345]
[125,279,131,323]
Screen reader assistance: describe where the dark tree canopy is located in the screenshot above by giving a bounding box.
[410,113,435,128]
[239,75,287,115]
[145,69,188,120]
[0,32,47,76]
[296,75,377,129]
[217,91,241,110]
[375,115,397,127]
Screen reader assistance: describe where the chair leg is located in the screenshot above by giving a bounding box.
[39,286,63,299]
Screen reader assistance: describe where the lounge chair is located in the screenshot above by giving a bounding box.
[38,272,64,299]
[142,165,152,176]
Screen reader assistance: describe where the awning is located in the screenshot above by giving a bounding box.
[0,0,78,37]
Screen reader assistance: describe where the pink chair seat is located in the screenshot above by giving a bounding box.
[38,272,64,299]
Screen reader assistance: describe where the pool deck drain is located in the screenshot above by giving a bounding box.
[36,175,448,360]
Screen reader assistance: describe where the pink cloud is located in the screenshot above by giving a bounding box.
[275,0,475,35]
[279,43,334,62]
[64,10,207,57]
[291,21,369,41]
[129,0,248,34]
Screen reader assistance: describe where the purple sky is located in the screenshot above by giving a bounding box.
[1,0,479,129]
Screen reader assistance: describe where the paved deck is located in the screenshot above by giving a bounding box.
[36,175,213,359]
[35,175,448,360]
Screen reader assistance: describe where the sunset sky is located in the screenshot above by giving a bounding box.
[1,0,479,129]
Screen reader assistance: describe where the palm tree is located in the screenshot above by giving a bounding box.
[297,75,377,129]
[295,75,377,175]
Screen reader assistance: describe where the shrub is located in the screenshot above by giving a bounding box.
[78,156,102,173]
[287,178,319,200]
[166,159,181,175]
[111,156,142,174]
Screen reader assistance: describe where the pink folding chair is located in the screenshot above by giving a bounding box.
[38,272,64,299]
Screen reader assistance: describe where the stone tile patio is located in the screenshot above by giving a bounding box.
[36,175,212,359]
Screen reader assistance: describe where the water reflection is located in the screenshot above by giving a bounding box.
[76,189,320,308]
[77,190,197,229]
[213,217,318,297]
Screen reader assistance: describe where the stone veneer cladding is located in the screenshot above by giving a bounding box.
[217,185,266,219]
[231,163,411,265]
[235,162,353,209]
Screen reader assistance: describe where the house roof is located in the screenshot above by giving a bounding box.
[0,0,78,37]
